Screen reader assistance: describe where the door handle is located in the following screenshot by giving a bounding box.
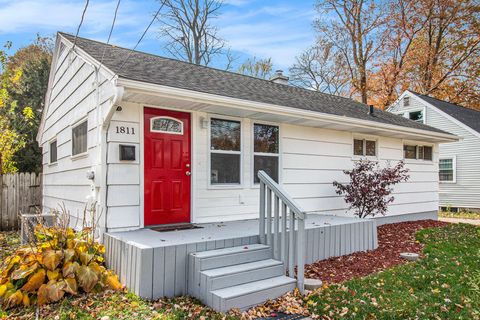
[186,171,191,176]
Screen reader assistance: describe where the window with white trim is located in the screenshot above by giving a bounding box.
[439,158,455,182]
[50,140,57,163]
[72,120,87,156]
[403,144,432,160]
[408,110,423,123]
[353,138,376,157]
[403,96,410,107]
[253,123,279,183]
[210,118,241,185]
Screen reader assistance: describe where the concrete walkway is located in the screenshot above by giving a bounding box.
[439,217,480,226]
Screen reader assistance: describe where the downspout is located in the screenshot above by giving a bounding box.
[100,84,124,233]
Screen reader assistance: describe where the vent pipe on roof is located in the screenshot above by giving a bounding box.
[270,70,289,85]
[368,105,375,115]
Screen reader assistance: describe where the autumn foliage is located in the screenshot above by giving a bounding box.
[333,160,410,218]
[0,219,122,309]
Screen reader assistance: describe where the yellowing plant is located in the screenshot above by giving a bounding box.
[0,222,122,309]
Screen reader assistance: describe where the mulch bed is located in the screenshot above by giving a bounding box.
[304,219,449,284]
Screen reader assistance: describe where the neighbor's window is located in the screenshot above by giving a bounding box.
[50,140,57,163]
[408,110,423,123]
[404,144,432,160]
[210,118,241,185]
[253,123,279,183]
[403,96,410,107]
[439,158,455,182]
[353,138,376,157]
[72,120,88,156]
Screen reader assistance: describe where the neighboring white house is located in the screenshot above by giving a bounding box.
[37,33,458,234]
[388,91,480,211]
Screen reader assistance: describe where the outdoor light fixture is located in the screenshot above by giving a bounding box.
[200,117,209,129]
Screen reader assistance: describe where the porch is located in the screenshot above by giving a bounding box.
[104,214,378,300]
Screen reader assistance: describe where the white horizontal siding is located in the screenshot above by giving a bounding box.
[40,40,114,229]
[391,92,480,209]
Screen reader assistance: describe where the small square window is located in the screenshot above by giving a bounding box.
[50,140,57,163]
[353,139,364,156]
[409,111,423,123]
[403,96,410,107]
[354,139,376,157]
[72,120,88,156]
[423,146,433,160]
[404,145,417,159]
[366,140,376,156]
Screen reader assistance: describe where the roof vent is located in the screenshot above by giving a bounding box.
[270,70,289,85]
[368,105,375,115]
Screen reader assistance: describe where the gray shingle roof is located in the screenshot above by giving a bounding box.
[410,91,480,134]
[61,32,448,135]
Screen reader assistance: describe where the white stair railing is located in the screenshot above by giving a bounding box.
[258,170,305,293]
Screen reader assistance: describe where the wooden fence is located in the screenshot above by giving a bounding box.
[0,173,42,231]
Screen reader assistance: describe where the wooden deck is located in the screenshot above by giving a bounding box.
[104,214,378,300]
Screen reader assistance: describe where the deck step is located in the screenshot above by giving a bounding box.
[200,259,285,305]
[188,244,296,312]
[210,276,296,312]
[192,244,272,270]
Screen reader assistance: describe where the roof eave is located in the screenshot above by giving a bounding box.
[116,77,460,143]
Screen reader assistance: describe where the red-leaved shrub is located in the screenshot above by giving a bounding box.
[333,160,409,218]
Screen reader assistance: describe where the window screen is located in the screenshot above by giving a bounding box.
[439,158,454,181]
[253,124,279,183]
[72,120,87,155]
[50,140,57,163]
[210,118,241,184]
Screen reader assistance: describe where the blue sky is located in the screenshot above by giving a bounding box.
[0,0,317,71]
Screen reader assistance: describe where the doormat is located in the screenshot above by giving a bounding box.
[258,313,307,320]
[151,224,203,232]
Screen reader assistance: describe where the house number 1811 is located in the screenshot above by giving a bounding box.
[116,126,135,135]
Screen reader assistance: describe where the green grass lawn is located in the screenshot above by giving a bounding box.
[307,223,480,319]
[1,223,479,319]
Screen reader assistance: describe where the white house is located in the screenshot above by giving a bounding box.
[389,91,480,211]
[36,33,459,310]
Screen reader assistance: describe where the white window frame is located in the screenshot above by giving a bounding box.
[208,115,243,189]
[49,138,58,165]
[399,107,426,124]
[403,96,410,107]
[252,121,280,185]
[71,118,88,159]
[402,141,434,162]
[150,116,184,135]
[352,135,378,159]
[439,156,456,184]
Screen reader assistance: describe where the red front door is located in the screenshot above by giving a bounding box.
[144,107,191,226]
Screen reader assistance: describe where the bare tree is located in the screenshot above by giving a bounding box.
[289,41,350,96]
[314,0,387,104]
[156,0,227,66]
[237,56,273,79]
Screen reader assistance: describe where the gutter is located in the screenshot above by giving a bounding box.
[116,78,459,143]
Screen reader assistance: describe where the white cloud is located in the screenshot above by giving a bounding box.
[217,3,316,68]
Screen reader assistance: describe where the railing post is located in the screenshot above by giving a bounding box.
[288,211,295,277]
[259,181,266,244]
[281,202,287,271]
[266,188,272,246]
[297,217,305,294]
[273,195,280,260]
